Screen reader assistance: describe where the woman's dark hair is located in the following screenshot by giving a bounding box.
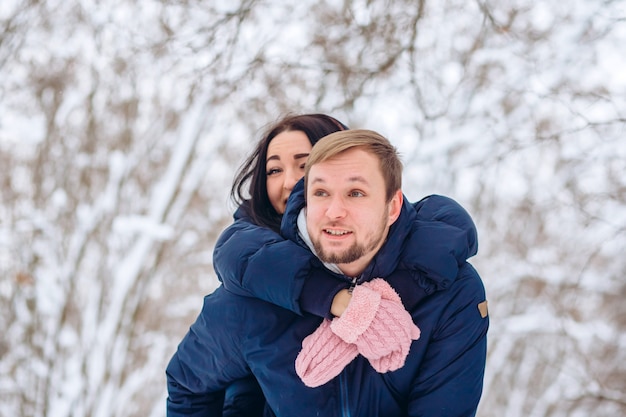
[231,113,348,232]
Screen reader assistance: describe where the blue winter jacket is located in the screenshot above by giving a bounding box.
[166,182,488,416]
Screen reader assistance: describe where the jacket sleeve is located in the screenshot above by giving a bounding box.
[166,290,250,416]
[214,218,346,317]
[400,195,479,293]
[408,263,488,417]
[413,194,478,258]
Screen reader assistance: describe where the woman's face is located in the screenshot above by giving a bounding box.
[266,130,312,214]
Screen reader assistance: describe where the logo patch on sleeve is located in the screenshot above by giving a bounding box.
[478,301,488,318]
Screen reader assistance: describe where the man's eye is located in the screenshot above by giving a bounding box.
[349,191,364,197]
[313,190,328,197]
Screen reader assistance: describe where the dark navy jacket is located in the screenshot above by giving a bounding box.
[166,181,488,416]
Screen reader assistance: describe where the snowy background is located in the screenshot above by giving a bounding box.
[1,0,625,416]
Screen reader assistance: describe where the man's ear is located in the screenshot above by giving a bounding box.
[387,189,403,226]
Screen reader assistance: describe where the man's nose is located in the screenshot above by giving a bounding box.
[325,195,347,219]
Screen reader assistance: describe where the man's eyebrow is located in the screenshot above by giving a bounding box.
[309,175,369,185]
[347,175,368,184]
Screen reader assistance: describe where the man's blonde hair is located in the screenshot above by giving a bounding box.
[304,129,402,202]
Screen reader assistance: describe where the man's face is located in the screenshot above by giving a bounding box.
[306,147,402,277]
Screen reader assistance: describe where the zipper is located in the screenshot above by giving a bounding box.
[340,276,360,417]
[347,276,358,294]
[339,370,351,417]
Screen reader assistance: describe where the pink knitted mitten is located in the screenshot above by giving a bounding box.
[295,319,359,388]
[330,278,421,373]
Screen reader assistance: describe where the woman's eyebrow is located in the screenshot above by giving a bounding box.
[293,153,309,160]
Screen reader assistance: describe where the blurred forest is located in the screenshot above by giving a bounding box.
[1,0,625,416]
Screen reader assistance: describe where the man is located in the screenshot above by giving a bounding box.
[166,129,489,416]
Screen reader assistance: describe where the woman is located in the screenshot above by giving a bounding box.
[217,114,477,415]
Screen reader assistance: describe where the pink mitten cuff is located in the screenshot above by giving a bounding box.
[330,284,381,343]
[295,319,359,387]
[362,278,402,303]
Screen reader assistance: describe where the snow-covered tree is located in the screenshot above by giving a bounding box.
[1,0,624,416]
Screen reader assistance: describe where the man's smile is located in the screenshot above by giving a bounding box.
[323,228,351,236]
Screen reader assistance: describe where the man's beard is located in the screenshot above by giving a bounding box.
[313,240,369,264]
[311,214,388,265]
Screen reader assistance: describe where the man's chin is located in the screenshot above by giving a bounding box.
[318,250,361,265]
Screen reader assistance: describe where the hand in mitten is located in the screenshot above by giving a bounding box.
[361,278,421,373]
[330,278,420,373]
[295,319,359,388]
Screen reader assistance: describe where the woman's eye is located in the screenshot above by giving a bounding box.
[267,168,282,176]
